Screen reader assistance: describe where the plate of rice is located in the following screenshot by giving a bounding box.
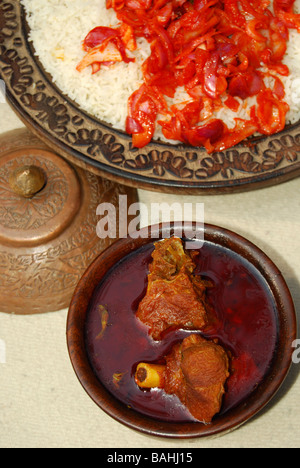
[1,0,300,193]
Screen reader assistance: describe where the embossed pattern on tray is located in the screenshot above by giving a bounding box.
[1,1,300,193]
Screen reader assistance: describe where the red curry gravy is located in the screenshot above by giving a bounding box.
[85,240,278,422]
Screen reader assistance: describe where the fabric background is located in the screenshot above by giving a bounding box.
[0,102,299,448]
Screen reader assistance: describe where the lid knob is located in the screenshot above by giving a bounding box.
[9,165,46,198]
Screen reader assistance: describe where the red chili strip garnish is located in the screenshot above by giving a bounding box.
[126,83,169,147]
[77,0,300,152]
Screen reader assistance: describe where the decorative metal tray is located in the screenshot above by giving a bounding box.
[1,1,300,194]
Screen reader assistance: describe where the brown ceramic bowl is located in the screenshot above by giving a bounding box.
[67,222,296,439]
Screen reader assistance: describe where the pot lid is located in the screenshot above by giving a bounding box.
[0,147,81,247]
[0,128,139,314]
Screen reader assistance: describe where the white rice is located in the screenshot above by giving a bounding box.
[21,0,300,140]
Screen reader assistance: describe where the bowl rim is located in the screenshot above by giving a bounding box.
[66,221,297,439]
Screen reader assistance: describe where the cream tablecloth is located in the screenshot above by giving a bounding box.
[0,102,299,449]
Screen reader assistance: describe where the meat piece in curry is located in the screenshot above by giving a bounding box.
[135,334,230,423]
[136,237,211,340]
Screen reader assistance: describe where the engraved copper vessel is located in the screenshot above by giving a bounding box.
[0,128,138,314]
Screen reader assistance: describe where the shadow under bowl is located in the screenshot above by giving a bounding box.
[66,222,296,439]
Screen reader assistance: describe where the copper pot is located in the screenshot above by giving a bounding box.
[0,128,138,314]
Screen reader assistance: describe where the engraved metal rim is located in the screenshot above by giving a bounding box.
[0,1,300,193]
